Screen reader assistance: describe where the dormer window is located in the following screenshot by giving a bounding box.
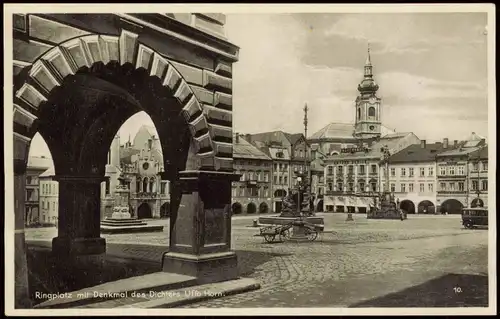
[277,152,284,158]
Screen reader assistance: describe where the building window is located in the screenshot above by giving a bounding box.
[273,176,277,184]
[265,173,269,182]
[458,182,464,191]
[284,164,288,170]
[359,182,365,192]
[273,164,278,171]
[105,179,110,195]
[390,168,396,177]
[449,182,456,191]
[327,182,333,191]
[279,176,283,185]
[337,182,343,192]
[482,162,487,171]
[348,183,354,192]
[419,183,425,192]
[458,166,465,175]
[401,183,406,192]
[318,188,323,195]
[26,176,32,185]
[428,167,434,176]
[319,176,324,183]
[327,166,333,175]
[337,166,343,174]
[284,176,288,185]
[359,165,365,174]
[371,165,377,174]
[161,183,166,194]
[473,163,479,171]
[449,166,455,176]
[348,165,354,174]
[409,168,414,177]
[382,167,386,177]
[390,184,396,192]
[481,180,487,191]
[368,106,376,117]
[440,166,446,176]
[371,183,377,192]
[472,180,479,191]
[440,182,446,191]
[428,183,434,192]
[420,168,425,177]
[256,172,261,181]
[409,183,414,192]
[401,168,406,177]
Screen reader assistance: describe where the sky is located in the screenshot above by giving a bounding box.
[28,12,489,158]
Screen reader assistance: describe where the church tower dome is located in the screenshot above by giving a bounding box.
[354,43,382,140]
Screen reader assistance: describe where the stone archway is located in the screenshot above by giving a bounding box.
[137,203,152,219]
[259,202,269,214]
[441,199,464,214]
[418,200,435,214]
[246,202,257,214]
[400,200,416,214]
[160,202,170,218]
[232,202,242,215]
[12,21,240,304]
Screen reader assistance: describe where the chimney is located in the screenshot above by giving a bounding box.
[420,140,426,149]
[454,140,458,148]
[235,134,239,143]
[443,138,449,149]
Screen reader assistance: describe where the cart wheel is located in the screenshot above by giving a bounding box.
[305,229,318,241]
[280,229,292,241]
[464,221,473,229]
[264,235,276,243]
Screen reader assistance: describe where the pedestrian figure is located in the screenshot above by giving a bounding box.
[399,209,404,221]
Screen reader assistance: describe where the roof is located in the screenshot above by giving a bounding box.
[468,145,488,160]
[27,156,53,170]
[233,135,272,160]
[309,122,356,140]
[267,147,291,161]
[437,146,482,157]
[388,142,448,164]
[309,122,395,140]
[463,132,486,148]
[120,147,141,164]
[283,132,304,145]
[39,166,55,178]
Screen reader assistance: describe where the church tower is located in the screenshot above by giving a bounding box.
[354,44,382,139]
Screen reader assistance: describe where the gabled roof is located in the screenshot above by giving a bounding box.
[388,142,448,164]
[283,132,304,145]
[233,135,272,160]
[463,132,486,148]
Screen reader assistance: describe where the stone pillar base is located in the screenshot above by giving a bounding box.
[289,225,309,242]
[162,251,238,284]
[52,237,106,256]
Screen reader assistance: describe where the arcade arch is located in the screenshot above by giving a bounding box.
[400,200,416,214]
[440,199,464,215]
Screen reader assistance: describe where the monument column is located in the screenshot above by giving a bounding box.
[162,170,241,284]
[52,175,106,256]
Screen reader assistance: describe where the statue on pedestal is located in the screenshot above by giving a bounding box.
[111,173,132,220]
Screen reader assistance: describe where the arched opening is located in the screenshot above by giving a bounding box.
[143,177,149,193]
[259,202,269,214]
[368,106,376,117]
[316,200,324,212]
[137,203,152,219]
[471,198,484,208]
[418,200,435,214]
[160,202,170,218]
[26,133,57,227]
[400,200,416,214]
[246,202,257,214]
[149,177,155,193]
[440,199,464,214]
[232,202,243,215]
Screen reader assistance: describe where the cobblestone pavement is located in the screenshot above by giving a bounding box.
[25,214,489,308]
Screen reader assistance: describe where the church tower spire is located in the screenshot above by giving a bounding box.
[354,43,382,140]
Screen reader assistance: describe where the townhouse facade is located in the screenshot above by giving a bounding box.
[435,134,487,214]
[231,134,273,214]
[25,156,52,226]
[467,145,488,208]
[39,166,59,225]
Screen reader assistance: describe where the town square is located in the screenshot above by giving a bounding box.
[5,4,495,315]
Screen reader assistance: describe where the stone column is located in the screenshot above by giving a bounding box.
[13,134,32,308]
[162,170,240,284]
[52,175,106,256]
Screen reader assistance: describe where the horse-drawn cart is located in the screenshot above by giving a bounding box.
[256,221,320,243]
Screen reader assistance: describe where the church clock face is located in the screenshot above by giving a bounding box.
[369,97,376,104]
[142,162,149,170]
